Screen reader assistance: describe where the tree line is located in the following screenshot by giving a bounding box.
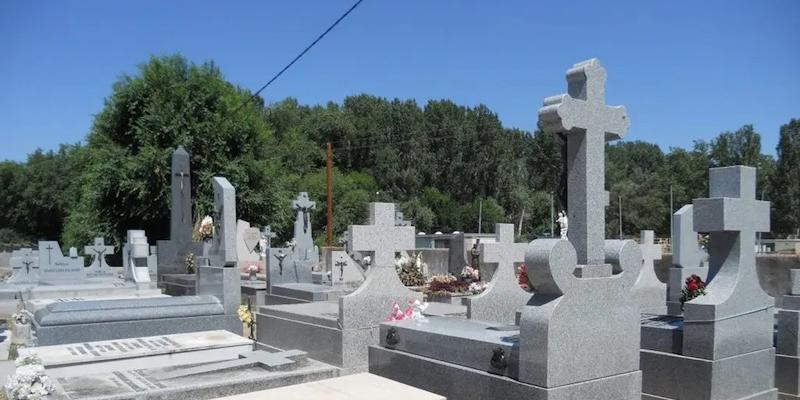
[0,54,797,250]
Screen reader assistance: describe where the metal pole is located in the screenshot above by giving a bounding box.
[550,193,554,238]
[325,142,334,247]
[478,200,483,234]
[618,194,623,239]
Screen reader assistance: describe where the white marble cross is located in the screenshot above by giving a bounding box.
[85,238,114,269]
[640,231,662,267]
[538,59,629,265]
[347,203,415,267]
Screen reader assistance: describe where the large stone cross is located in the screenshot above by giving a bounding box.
[85,238,114,269]
[347,203,415,267]
[170,146,192,242]
[538,58,629,265]
[161,349,306,379]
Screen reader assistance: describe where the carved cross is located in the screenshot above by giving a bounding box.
[85,238,114,269]
[347,203,415,267]
[292,192,316,234]
[538,59,629,265]
[260,225,277,249]
[162,350,306,380]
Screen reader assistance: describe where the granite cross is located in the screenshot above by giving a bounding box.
[260,225,277,249]
[161,349,307,379]
[538,58,629,265]
[44,243,55,265]
[170,146,192,240]
[395,211,410,227]
[17,249,37,275]
[85,238,114,269]
[348,203,414,267]
[292,192,316,234]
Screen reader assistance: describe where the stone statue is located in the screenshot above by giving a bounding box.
[557,211,569,239]
[273,250,288,276]
[470,239,481,271]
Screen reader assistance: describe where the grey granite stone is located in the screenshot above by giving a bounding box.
[641,166,777,400]
[122,230,154,286]
[84,237,115,276]
[265,193,320,288]
[156,146,203,279]
[667,205,709,315]
[791,270,800,296]
[632,230,666,314]
[236,220,261,262]
[370,59,642,400]
[538,58,629,266]
[7,248,39,284]
[197,265,241,314]
[38,241,86,283]
[207,177,238,267]
[463,223,530,324]
[48,350,337,400]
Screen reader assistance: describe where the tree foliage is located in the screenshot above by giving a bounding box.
[0,54,796,250]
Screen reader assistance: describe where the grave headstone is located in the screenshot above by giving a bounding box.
[777,269,800,399]
[122,230,154,287]
[38,241,86,284]
[207,177,237,267]
[265,192,320,288]
[84,237,115,277]
[666,204,709,315]
[258,202,420,373]
[7,248,39,284]
[463,223,529,324]
[631,230,666,314]
[370,58,643,400]
[260,225,276,259]
[236,220,261,263]
[641,166,777,400]
[156,146,203,278]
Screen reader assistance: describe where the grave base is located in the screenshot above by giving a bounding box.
[778,354,800,399]
[264,283,348,305]
[162,273,197,296]
[641,347,777,400]
[369,345,641,400]
[256,301,374,374]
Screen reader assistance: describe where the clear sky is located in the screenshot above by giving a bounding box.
[1,0,798,162]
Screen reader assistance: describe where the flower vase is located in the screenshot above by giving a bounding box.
[202,239,213,258]
[11,322,31,345]
[249,271,257,281]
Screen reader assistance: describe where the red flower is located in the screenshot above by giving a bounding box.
[687,282,698,292]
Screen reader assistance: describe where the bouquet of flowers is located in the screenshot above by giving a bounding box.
[12,309,33,326]
[395,253,426,287]
[4,354,55,400]
[679,274,707,310]
[193,215,214,241]
[238,304,255,339]
[387,299,428,321]
[285,239,297,249]
[246,264,261,274]
[468,281,488,294]
[185,253,195,274]
[424,274,470,296]
[460,266,480,282]
[517,264,529,291]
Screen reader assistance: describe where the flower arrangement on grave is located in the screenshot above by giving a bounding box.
[387,299,428,322]
[395,253,426,287]
[4,354,55,400]
[246,264,260,274]
[424,274,471,297]
[11,309,32,327]
[460,265,480,283]
[184,252,195,274]
[285,239,296,249]
[238,304,255,340]
[679,274,708,310]
[193,215,214,241]
[517,264,529,290]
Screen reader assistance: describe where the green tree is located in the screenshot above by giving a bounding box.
[771,119,800,236]
[62,54,285,248]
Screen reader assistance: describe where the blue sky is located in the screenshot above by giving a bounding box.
[1,0,798,162]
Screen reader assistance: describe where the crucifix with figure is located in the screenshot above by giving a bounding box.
[292,192,316,235]
[85,238,114,269]
[538,58,629,266]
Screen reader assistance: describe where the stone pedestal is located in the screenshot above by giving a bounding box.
[777,274,800,399]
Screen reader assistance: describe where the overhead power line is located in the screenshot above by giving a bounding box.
[233,0,365,115]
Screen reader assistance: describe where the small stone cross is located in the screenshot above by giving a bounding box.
[640,230,662,268]
[260,225,277,249]
[348,203,415,267]
[161,350,306,379]
[292,192,316,234]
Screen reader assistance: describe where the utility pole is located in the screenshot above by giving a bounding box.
[550,193,554,238]
[325,142,334,247]
[477,200,483,234]
[518,209,525,237]
[669,185,673,248]
[618,194,623,239]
